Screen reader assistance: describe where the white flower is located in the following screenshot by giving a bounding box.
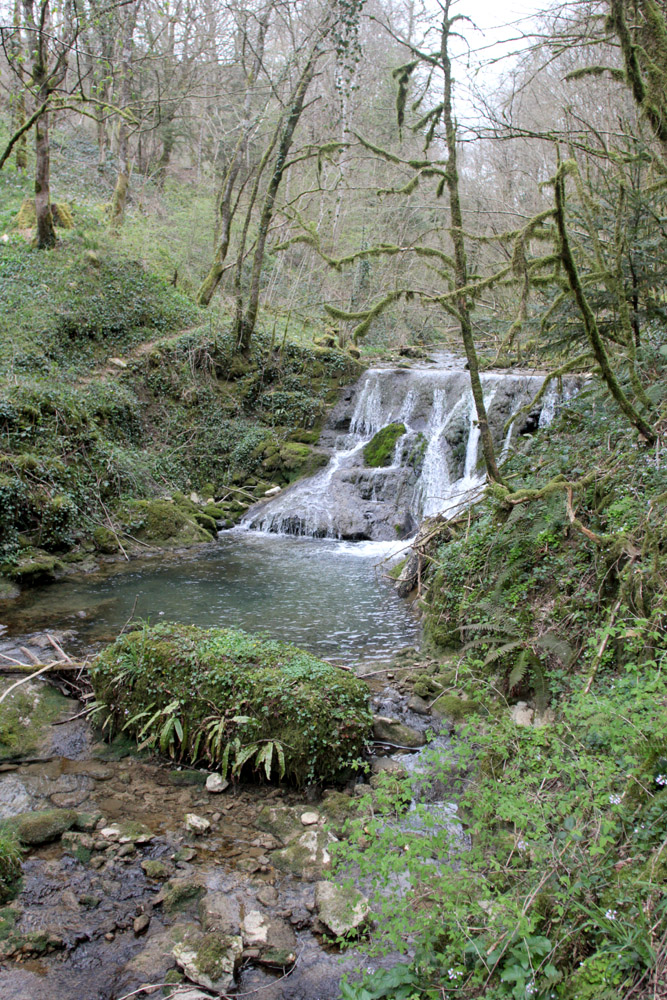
[447,968,462,979]
[609,794,622,805]
[517,839,527,851]
[526,982,536,997]
[605,909,617,920]
[656,774,667,786]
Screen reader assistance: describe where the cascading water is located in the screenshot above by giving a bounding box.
[243,354,573,541]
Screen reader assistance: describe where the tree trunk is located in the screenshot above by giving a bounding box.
[440,4,504,484]
[34,103,55,248]
[197,6,271,307]
[110,5,138,227]
[233,57,317,352]
[10,0,28,172]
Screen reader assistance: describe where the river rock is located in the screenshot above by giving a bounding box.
[300,810,319,826]
[407,694,431,715]
[255,804,303,845]
[199,892,241,935]
[272,829,337,879]
[184,813,210,835]
[173,929,243,993]
[8,807,78,845]
[370,757,408,778]
[141,859,172,880]
[314,881,370,938]
[133,914,150,936]
[241,909,298,968]
[372,716,425,749]
[205,773,229,794]
[155,877,205,913]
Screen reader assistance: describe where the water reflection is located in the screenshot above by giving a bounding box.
[4,532,420,664]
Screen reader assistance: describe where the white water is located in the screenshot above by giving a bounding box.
[243,357,572,541]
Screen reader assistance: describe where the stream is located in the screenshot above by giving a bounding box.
[0,356,571,999]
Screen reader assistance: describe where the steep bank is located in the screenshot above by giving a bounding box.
[334,345,667,1000]
[0,240,362,598]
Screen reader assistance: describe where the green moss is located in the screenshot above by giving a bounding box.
[0,830,22,903]
[91,623,372,785]
[92,525,120,553]
[363,423,406,467]
[431,694,482,721]
[160,878,205,913]
[0,681,72,760]
[6,549,62,583]
[15,198,73,230]
[119,498,211,545]
[141,859,171,880]
[3,808,78,846]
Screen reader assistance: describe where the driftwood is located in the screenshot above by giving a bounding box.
[0,634,94,705]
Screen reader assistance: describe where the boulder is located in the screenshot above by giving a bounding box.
[199,892,241,935]
[241,909,298,968]
[173,930,243,993]
[6,808,78,845]
[272,829,336,879]
[255,804,306,845]
[372,716,425,749]
[314,881,370,938]
[155,877,205,913]
[92,623,371,785]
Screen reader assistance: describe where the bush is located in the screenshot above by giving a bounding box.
[91,623,372,785]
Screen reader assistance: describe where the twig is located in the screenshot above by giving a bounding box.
[583,597,622,695]
[232,945,304,996]
[47,633,74,662]
[51,706,95,725]
[0,661,61,704]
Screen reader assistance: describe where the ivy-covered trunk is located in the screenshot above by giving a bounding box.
[34,98,55,248]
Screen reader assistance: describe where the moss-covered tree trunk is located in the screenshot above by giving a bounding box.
[110,5,137,228]
[554,163,656,443]
[440,4,504,485]
[9,0,28,172]
[34,102,55,248]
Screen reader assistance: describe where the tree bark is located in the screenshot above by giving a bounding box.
[233,56,317,352]
[34,104,55,247]
[440,3,504,485]
[110,4,138,227]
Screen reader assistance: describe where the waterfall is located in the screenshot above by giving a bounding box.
[242,357,573,542]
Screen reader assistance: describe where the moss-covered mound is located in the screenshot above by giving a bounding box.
[91,623,371,785]
[363,423,406,467]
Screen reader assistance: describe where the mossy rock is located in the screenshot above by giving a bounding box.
[0,680,72,760]
[120,499,211,545]
[0,578,20,601]
[91,623,371,786]
[3,808,78,846]
[7,549,62,584]
[319,791,367,838]
[92,525,120,554]
[363,423,406,468]
[202,504,226,520]
[157,877,205,914]
[15,199,73,230]
[142,859,172,880]
[431,694,482,722]
[272,829,336,879]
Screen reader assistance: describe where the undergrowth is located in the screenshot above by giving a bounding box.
[335,339,667,999]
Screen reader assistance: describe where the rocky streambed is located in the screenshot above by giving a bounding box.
[0,631,460,1000]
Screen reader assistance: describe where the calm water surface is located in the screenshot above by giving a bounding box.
[4,530,420,664]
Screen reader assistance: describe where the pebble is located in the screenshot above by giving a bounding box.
[206,773,229,794]
[184,813,211,835]
[104,932,115,942]
[133,914,150,936]
[300,811,319,826]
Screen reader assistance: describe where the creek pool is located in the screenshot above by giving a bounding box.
[4,529,420,663]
